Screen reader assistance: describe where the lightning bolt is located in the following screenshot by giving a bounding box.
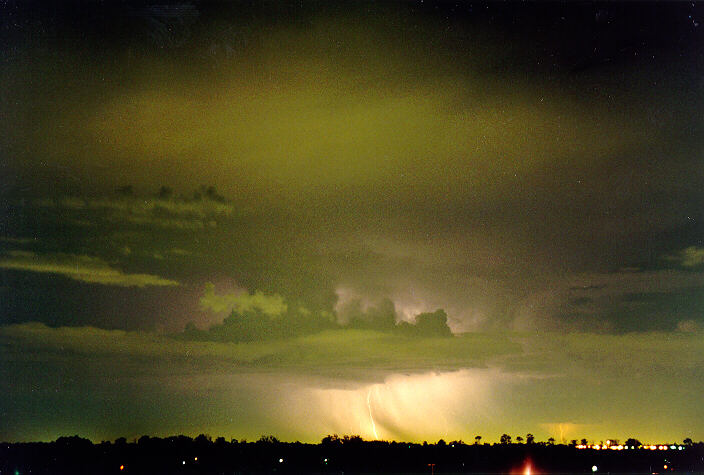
[367,388,379,440]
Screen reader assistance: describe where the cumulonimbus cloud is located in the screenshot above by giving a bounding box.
[2,322,703,442]
[200,283,287,316]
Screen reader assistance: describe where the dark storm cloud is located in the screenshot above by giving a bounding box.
[1,321,702,442]
[0,321,520,384]
[190,284,452,341]
[1,320,520,441]
[1,0,704,444]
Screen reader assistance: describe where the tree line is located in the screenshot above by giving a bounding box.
[2,433,703,475]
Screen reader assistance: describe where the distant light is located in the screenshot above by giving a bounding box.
[664,465,668,470]
[182,461,186,465]
[670,445,676,450]
[592,465,598,472]
[279,458,284,463]
[678,446,684,450]
[194,457,198,461]
[119,465,124,471]
[524,464,531,475]
[324,458,328,463]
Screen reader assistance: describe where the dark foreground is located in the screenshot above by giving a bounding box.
[2,436,703,475]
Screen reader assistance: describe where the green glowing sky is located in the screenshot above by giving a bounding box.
[1,1,703,444]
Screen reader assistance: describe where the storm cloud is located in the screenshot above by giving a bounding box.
[1,1,703,444]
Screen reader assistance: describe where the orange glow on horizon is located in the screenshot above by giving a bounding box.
[508,459,536,475]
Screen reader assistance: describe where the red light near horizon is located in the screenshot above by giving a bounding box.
[508,459,536,475]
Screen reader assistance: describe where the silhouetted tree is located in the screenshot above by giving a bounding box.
[526,434,535,444]
[3,436,704,474]
[547,437,555,445]
[684,438,694,446]
[516,436,524,444]
[195,434,212,450]
[55,435,92,450]
[343,435,363,445]
[500,434,512,445]
[257,435,279,445]
[322,434,342,446]
[625,438,641,447]
[581,438,588,446]
[474,435,482,445]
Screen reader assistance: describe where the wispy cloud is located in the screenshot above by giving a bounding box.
[32,195,236,229]
[0,251,178,287]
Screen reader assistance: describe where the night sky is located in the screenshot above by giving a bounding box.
[1,1,703,444]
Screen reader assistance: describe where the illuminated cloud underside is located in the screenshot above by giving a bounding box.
[1,322,702,443]
[0,251,179,287]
